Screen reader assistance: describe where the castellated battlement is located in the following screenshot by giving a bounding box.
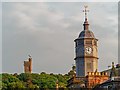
[87,72,108,76]
[86,71,109,88]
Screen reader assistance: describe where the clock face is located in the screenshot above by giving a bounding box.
[85,47,92,54]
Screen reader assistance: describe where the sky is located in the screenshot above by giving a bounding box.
[1,0,120,2]
[2,2,118,74]
[118,2,120,63]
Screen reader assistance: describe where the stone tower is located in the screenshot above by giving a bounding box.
[74,6,98,76]
[24,55,32,73]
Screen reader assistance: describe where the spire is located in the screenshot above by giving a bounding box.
[83,5,89,30]
[110,62,118,78]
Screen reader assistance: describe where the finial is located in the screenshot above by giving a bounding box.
[28,55,32,59]
[28,55,31,58]
[83,5,89,19]
[112,62,114,67]
[83,5,89,30]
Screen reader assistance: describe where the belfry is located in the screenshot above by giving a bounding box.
[67,6,109,88]
[74,6,98,76]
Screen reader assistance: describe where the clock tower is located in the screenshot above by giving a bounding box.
[74,6,98,76]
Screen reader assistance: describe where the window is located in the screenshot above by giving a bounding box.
[86,41,92,45]
[76,41,84,46]
[87,63,92,69]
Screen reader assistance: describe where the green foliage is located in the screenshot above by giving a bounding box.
[52,74,69,88]
[41,72,46,74]
[7,81,25,89]
[2,73,20,84]
[1,72,71,89]
[31,73,41,85]
[68,70,74,78]
[17,73,32,82]
[0,74,2,81]
[0,81,2,89]
[2,82,7,90]
[39,73,57,88]
[0,74,2,90]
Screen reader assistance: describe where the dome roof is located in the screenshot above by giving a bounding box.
[78,30,95,38]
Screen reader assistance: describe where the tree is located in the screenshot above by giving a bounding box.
[1,72,71,89]
[2,82,7,90]
[17,73,32,82]
[41,72,46,74]
[7,81,25,89]
[2,73,20,84]
[39,74,57,88]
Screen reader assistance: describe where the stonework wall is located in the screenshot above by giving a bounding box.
[24,58,32,73]
[76,58,85,76]
[75,37,98,77]
[86,72,109,88]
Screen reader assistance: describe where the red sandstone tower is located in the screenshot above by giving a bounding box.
[24,55,32,73]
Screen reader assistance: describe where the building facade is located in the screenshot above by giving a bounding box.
[93,77,120,90]
[67,72,109,88]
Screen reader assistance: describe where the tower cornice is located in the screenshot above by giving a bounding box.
[74,38,98,42]
[74,56,99,60]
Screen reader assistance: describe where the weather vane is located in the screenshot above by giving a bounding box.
[83,5,89,19]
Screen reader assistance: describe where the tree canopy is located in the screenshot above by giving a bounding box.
[1,72,70,89]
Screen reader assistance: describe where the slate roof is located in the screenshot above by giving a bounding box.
[78,30,95,38]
